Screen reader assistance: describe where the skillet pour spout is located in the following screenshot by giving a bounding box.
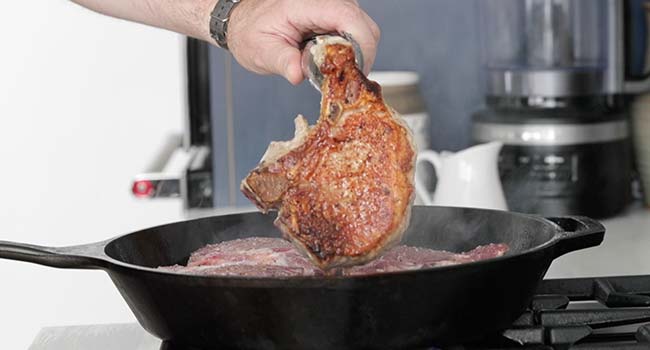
[0,206,605,349]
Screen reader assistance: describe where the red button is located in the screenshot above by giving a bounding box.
[132,180,155,198]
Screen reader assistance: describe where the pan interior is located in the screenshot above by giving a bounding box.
[104,206,558,269]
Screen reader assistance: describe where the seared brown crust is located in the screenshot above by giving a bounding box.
[241,43,415,269]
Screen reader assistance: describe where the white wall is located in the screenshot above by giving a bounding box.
[0,2,184,348]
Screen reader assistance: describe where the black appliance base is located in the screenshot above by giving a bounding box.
[160,341,208,350]
[498,142,632,218]
[472,101,633,218]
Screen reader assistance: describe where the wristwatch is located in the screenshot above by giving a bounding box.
[209,0,243,49]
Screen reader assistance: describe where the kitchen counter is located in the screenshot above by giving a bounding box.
[546,204,650,278]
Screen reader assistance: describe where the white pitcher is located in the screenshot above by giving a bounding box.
[415,142,508,210]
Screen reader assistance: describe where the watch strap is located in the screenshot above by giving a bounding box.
[209,0,242,49]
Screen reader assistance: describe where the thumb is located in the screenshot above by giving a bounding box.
[259,39,304,85]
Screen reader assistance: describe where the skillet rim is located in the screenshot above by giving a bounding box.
[97,206,569,285]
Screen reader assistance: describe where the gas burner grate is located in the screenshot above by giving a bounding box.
[450,276,650,350]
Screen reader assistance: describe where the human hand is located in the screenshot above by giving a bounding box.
[227,0,380,85]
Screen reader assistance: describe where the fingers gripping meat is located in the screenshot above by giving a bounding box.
[241,39,416,270]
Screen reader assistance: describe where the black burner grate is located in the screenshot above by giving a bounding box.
[450,276,650,350]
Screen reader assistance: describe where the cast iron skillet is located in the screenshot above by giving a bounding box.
[0,206,604,350]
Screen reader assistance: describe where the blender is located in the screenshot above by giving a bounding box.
[473,0,650,218]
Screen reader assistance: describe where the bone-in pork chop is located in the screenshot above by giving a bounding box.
[241,38,416,270]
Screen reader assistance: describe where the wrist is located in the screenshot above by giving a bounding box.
[199,0,220,43]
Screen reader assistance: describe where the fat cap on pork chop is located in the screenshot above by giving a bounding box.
[241,38,416,270]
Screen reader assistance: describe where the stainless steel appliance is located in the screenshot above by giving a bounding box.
[131,39,215,212]
[473,0,650,218]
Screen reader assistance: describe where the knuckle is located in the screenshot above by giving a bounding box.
[372,22,381,41]
[252,53,268,72]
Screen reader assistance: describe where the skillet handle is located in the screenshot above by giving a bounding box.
[546,216,606,258]
[0,241,104,269]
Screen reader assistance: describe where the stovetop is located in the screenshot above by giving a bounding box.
[29,274,650,350]
[457,275,650,350]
